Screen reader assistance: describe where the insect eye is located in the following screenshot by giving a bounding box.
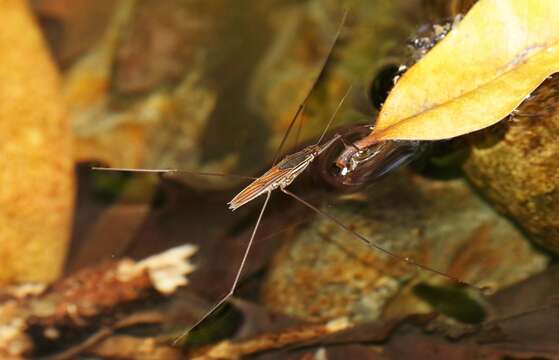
[369,64,401,111]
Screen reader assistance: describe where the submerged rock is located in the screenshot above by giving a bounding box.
[262,173,548,323]
[464,76,559,254]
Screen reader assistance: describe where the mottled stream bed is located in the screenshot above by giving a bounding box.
[263,172,548,323]
[2,0,559,358]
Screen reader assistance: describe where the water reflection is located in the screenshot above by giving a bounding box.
[314,124,426,190]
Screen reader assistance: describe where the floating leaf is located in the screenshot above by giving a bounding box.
[355,0,559,147]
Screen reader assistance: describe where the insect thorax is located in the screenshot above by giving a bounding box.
[277,145,319,170]
[275,145,320,189]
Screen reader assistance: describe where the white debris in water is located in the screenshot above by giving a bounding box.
[3,283,47,299]
[314,347,328,360]
[408,15,463,63]
[0,315,30,357]
[325,317,351,332]
[118,244,198,295]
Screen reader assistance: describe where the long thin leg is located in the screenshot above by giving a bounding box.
[316,84,353,145]
[272,9,349,165]
[174,191,272,343]
[293,112,305,151]
[280,188,483,293]
[339,136,360,152]
[92,166,258,180]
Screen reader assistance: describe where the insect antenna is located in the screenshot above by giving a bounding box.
[280,188,486,294]
[292,111,306,153]
[174,191,272,344]
[272,9,349,165]
[91,166,257,180]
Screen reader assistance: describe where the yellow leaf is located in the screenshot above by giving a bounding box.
[0,0,74,283]
[357,0,559,146]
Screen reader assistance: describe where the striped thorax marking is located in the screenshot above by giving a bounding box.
[228,135,340,210]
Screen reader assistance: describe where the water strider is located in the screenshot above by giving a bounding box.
[94,8,486,343]
[228,130,343,210]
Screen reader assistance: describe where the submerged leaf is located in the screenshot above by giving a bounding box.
[356,0,559,146]
[0,0,73,283]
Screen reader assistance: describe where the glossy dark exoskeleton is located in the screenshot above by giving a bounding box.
[313,124,426,190]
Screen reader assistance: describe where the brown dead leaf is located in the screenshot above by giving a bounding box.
[68,202,150,271]
[355,0,559,147]
[0,245,196,358]
[208,293,559,360]
[193,317,352,360]
[288,269,559,359]
[66,174,158,272]
[0,0,73,283]
[91,335,182,360]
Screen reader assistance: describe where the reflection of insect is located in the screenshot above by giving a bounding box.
[95,8,482,342]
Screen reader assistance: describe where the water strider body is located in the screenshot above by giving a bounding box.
[229,134,341,210]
